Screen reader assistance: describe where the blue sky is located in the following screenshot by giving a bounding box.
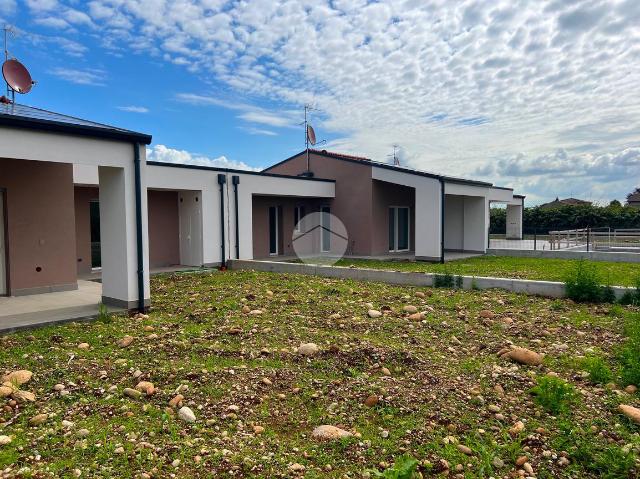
[1,0,639,204]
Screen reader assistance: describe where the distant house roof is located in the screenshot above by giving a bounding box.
[539,197,592,209]
[265,149,511,189]
[627,188,640,204]
[0,103,152,144]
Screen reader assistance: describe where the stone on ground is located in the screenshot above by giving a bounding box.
[297,343,320,357]
[178,406,196,423]
[117,336,134,348]
[2,370,32,385]
[312,425,352,440]
[619,404,640,424]
[503,347,543,366]
[368,309,382,318]
[135,381,155,396]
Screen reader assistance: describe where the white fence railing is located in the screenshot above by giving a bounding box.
[549,228,640,251]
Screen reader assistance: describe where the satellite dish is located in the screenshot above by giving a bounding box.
[2,59,34,94]
[307,124,316,146]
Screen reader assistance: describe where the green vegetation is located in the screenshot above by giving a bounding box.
[531,376,579,415]
[564,259,616,303]
[490,203,640,235]
[0,270,638,477]
[368,455,419,478]
[619,315,640,388]
[332,255,637,287]
[581,355,613,385]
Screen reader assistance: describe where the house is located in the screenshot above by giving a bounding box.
[626,188,640,208]
[1,103,523,331]
[0,103,334,330]
[538,197,592,209]
[262,149,524,262]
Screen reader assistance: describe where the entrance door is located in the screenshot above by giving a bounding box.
[179,191,203,266]
[321,206,331,252]
[0,190,6,295]
[268,206,279,255]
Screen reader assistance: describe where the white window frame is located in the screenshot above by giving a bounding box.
[269,206,279,256]
[389,206,410,252]
[293,205,303,233]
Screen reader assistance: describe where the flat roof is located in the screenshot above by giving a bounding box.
[147,161,336,182]
[0,103,152,144]
[265,149,511,189]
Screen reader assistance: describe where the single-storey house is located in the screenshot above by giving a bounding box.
[538,197,592,209]
[262,149,524,262]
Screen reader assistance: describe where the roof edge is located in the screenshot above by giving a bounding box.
[147,161,336,182]
[0,112,152,144]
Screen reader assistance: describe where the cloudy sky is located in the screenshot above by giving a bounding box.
[2,0,639,204]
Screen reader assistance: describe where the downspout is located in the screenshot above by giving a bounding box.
[133,143,146,312]
[232,175,240,259]
[439,178,445,264]
[218,174,227,268]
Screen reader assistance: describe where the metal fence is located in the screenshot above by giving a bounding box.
[490,228,640,252]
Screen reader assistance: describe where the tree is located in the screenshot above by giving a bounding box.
[609,199,622,208]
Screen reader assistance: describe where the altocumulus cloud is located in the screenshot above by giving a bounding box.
[147,145,261,171]
[476,148,640,204]
[21,0,640,201]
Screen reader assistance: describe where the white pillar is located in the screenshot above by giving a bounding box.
[99,161,150,309]
[506,204,523,239]
[414,185,442,261]
[462,196,487,252]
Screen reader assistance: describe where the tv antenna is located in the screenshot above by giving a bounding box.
[2,25,35,103]
[301,104,325,176]
[388,144,401,166]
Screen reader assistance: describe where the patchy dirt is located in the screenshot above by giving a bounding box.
[0,270,638,478]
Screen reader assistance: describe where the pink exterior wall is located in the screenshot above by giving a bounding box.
[266,153,419,257]
[148,190,180,267]
[252,196,324,259]
[0,158,77,294]
[371,180,416,255]
[74,186,99,276]
[265,152,375,255]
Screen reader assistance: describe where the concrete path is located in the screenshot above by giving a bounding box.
[0,280,123,333]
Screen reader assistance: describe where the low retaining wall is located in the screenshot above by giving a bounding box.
[227,260,633,300]
[487,248,640,263]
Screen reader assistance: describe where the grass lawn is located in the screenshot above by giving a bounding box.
[332,256,640,287]
[0,270,639,478]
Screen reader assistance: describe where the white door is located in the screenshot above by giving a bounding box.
[178,191,203,266]
[0,191,6,295]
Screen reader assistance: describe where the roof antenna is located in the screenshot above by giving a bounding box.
[387,144,400,166]
[2,25,35,105]
[301,104,325,177]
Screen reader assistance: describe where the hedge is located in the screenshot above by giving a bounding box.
[490,205,640,235]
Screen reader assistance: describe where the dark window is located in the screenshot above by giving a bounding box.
[388,208,396,251]
[398,207,409,250]
[269,206,278,255]
[321,206,331,252]
[90,200,101,268]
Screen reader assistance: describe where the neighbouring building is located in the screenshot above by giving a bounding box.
[263,149,524,261]
[538,197,592,210]
[627,188,640,208]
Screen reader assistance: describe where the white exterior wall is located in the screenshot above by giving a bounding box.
[371,167,442,261]
[1,127,149,309]
[145,165,335,264]
[506,203,524,239]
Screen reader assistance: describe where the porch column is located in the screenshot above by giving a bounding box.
[414,185,442,261]
[506,204,523,239]
[99,162,150,309]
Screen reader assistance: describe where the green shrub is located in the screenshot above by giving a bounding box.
[530,376,578,415]
[555,421,636,479]
[581,355,613,384]
[564,260,614,303]
[618,276,640,306]
[434,272,454,288]
[368,455,419,479]
[619,316,640,387]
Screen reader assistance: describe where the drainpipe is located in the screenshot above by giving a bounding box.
[439,179,445,264]
[133,143,146,312]
[232,175,240,259]
[218,174,227,268]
